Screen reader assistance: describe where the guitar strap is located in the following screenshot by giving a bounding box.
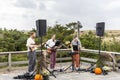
[29,47,33,52]
[29,44,35,52]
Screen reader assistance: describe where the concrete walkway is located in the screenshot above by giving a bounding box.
[0,63,120,80]
[0,70,120,80]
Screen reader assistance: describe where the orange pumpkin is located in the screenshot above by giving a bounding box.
[94,68,102,75]
[34,74,43,80]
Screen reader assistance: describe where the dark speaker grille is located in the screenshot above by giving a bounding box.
[96,22,105,36]
[36,19,46,37]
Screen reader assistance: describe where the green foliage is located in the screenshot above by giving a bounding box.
[12,54,28,61]
[44,24,74,43]
[0,23,75,52]
[0,55,8,62]
[0,28,119,53]
[101,37,120,52]
[80,31,99,49]
[0,29,28,52]
[1,22,120,64]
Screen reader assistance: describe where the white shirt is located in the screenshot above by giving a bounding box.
[46,39,55,49]
[71,38,82,47]
[71,38,82,52]
[26,37,35,51]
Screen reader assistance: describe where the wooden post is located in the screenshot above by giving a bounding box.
[77,24,80,39]
[77,21,82,39]
[8,53,12,71]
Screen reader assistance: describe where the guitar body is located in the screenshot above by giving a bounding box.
[47,49,52,54]
[30,43,46,52]
[30,47,37,52]
[47,48,56,55]
[47,45,62,55]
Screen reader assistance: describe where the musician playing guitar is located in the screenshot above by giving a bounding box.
[45,34,61,71]
[26,32,45,74]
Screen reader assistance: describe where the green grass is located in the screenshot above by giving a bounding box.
[0,55,8,62]
[12,54,28,61]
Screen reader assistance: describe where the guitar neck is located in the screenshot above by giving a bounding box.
[38,43,46,48]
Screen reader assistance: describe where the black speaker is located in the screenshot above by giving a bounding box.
[96,22,105,36]
[36,19,46,37]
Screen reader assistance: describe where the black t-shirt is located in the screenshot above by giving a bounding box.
[73,45,79,51]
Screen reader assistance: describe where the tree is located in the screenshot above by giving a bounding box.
[44,24,74,43]
[66,22,77,30]
[0,29,28,51]
[80,31,99,49]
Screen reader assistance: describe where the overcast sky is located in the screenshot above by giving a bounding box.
[0,0,120,30]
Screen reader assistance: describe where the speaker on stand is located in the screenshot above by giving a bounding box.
[78,22,105,73]
[96,22,105,55]
[13,19,49,79]
[96,22,107,75]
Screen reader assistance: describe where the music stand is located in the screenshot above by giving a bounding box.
[64,45,80,72]
[64,52,76,72]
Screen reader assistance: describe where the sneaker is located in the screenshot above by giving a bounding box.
[77,68,81,71]
[76,67,79,70]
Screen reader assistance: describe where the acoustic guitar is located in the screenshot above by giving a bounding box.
[30,43,46,52]
[47,45,62,54]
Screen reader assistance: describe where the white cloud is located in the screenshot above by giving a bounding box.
[105,0,120,10]
[14,0,37,9]
[0,0,120,30]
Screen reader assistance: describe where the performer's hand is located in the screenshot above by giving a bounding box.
[37,43,46,48]
[58,45,62,48]
[34,45,39,48]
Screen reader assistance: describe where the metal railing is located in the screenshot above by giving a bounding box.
[0,49,120,70]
